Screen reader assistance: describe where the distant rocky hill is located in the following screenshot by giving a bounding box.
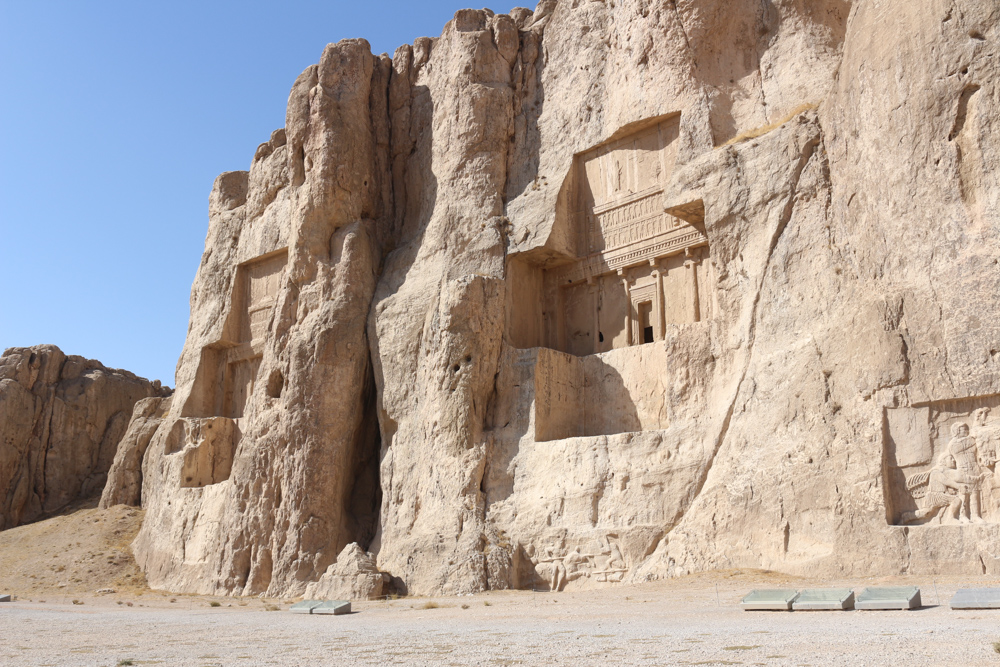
[0,345,169,529]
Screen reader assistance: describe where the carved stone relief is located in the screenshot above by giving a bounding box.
[182,249,287,421]
[885,395,1000,525]
[240,251,285,345]
[518,534,630,591]
[507,116,713,357]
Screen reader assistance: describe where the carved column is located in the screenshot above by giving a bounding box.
[684,247,702,323]
[619,271,633,346]
[651,258,665,341]
[588,276,600,354]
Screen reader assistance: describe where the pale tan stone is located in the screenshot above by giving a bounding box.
[111,0,1000,598]
[304,543,384,601]
[0,345,167,529]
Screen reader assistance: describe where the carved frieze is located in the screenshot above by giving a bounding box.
[885,396,1000,525]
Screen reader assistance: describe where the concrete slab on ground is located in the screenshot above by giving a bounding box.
[792,589,855,611]
[950,588,1000,609]
[290,600,323,614]
[855,586,921,610]
[740,589,798,611]
[0,593,10,602]
[312,600,351,615]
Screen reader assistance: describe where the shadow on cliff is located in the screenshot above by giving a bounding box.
[484,350,642,510]
[581,357,642,437]
[503,24,546,202]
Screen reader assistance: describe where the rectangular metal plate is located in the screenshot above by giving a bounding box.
[740,589,798,611]
[950,588,1000,609]
[792,589,855,610]
[289,600,323,614]
[855,586,921,610]
[312,600,351,615]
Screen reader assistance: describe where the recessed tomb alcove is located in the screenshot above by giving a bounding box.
[505,115,715,440]
[183,248,287,421]
[508,114,714,357]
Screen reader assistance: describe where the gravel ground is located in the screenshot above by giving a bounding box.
[3,576,1000,666]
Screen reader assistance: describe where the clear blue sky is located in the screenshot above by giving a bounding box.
[0,1,524,386]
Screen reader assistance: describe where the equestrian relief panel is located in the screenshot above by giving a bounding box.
[884,396,1000,525]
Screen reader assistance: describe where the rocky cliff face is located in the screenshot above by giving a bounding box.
[109,0,1000,597]
[0,345,168,530]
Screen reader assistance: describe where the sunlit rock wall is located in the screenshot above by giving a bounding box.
[106,0,1000,596]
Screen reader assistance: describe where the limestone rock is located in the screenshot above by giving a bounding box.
[304,543,384,601]
[130,39,387,597]
[0,345,168,529]
[99,396,172,508]
[122,0,1000,598]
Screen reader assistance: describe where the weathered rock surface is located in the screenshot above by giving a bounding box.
[0,345,168,529]
[118,0,1000,598]
[99,396,172,508]
[304,543,384,601]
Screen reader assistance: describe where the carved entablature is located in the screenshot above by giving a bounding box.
[884,395,1000,526]
[572,117,708,278]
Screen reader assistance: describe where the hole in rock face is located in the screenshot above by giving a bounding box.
[599,332,604,343]
[464,355,472,363]
[266,370,283,399]
[453,364,461,373]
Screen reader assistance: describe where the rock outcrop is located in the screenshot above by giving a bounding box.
[114,0,1000,597]
[99,396,172,508]
[0,345,168,529]
[304,543,384,601]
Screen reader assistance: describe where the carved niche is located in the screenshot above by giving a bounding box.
[222,249,285,418]
[183,249,287,420]
[884,395,1000,525]
[508,115,713,357]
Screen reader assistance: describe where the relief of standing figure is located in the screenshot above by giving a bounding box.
[947,422,988,523]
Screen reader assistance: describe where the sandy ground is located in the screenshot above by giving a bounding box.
[5,575,1000,666]
[0,498,149,599]
[3,506,1000,665]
